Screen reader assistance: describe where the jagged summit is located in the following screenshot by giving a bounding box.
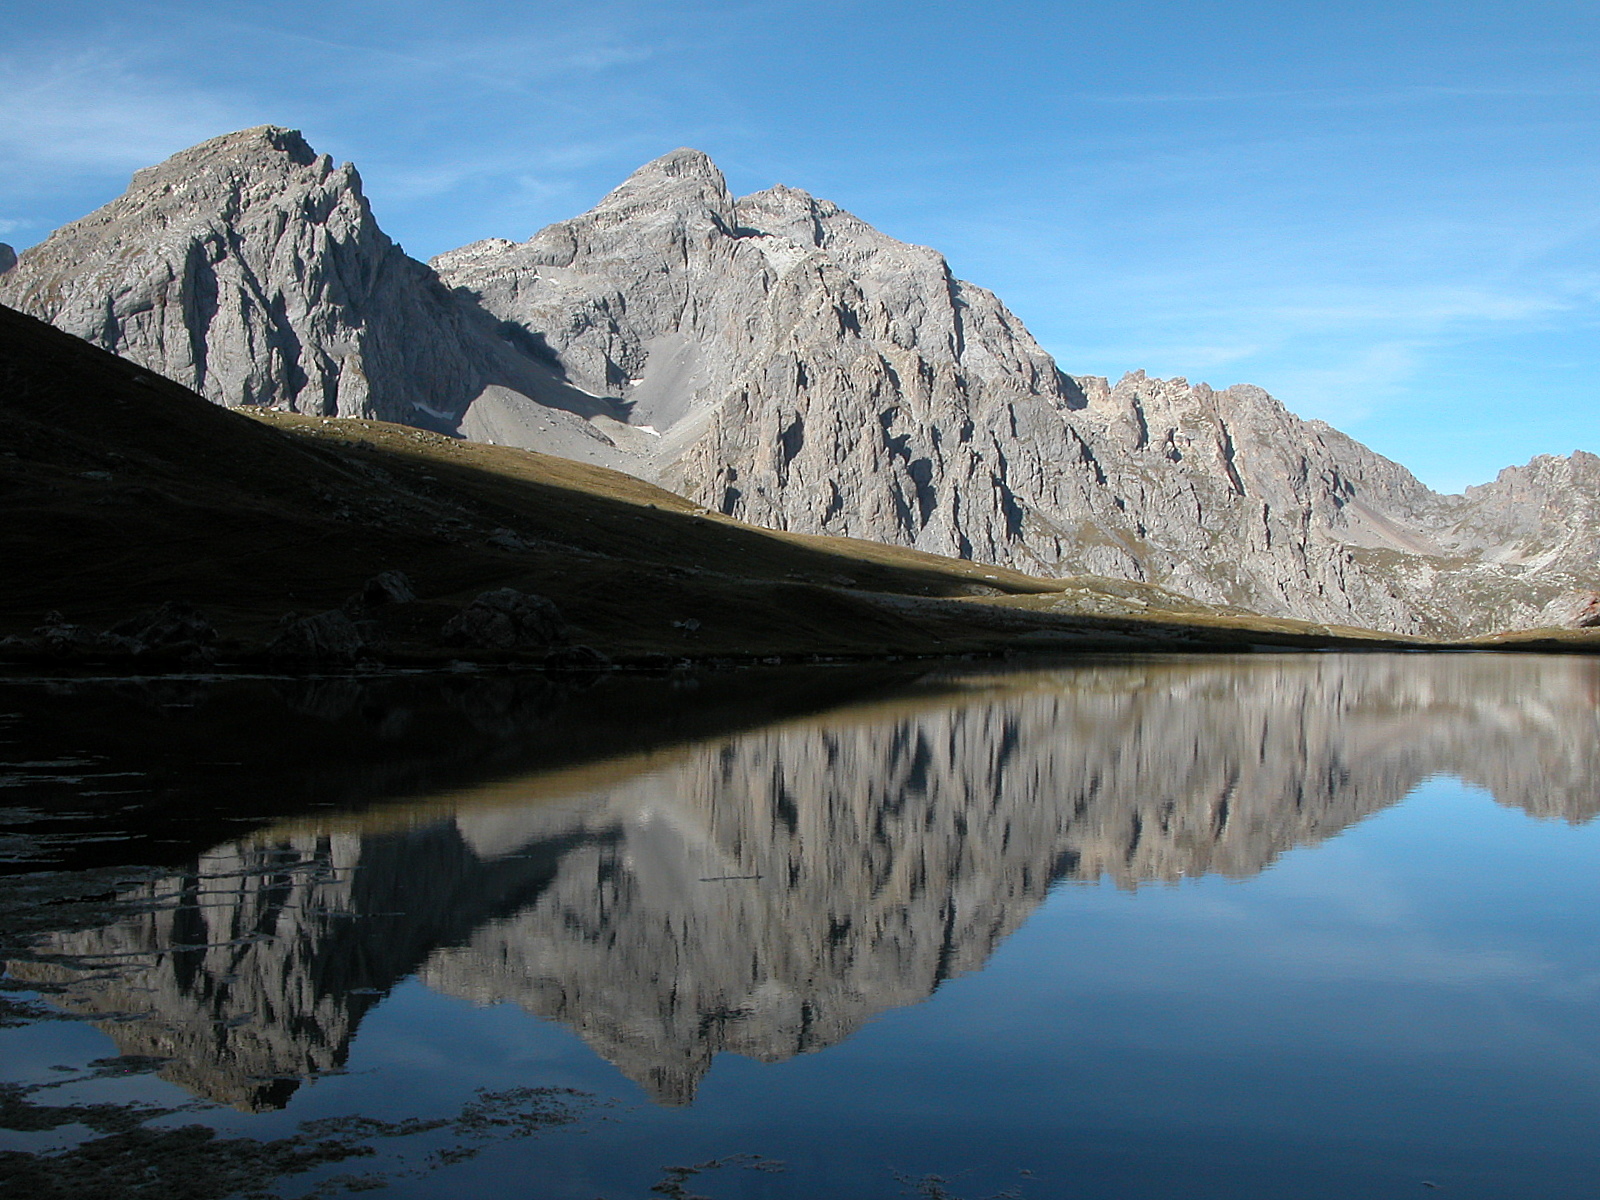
[425,149,1599,635]
[175,123,314,158]
[585,147,736,230]
[0,126,384,411]
[129,124,320,183]
[623,146,726,187]
[0,126,590,432]
[118,126,335,227]
[737,183,854,247]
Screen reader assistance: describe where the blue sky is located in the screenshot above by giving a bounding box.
[2,0,1596,492]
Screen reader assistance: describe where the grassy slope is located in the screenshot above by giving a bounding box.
[0,302,1455,664]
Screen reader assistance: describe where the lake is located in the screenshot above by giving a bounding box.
[3,653,1599,1199]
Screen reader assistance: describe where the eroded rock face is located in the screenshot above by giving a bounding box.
[8,130,1598,635]
[1538,589,1600,628]
[433,152,1600,637]
[17,655,1600,1108]
[0,127,582,430]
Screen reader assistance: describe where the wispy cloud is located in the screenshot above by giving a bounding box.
[1248,343,1423,427]
[1087,83,1600,108]
[0,47,248,172]
[206,13,663,99]
[1268,287,1565,327]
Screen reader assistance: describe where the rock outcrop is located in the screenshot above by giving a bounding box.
[441,587,565,650]
[0,604,215,664]
[7,130,1598,636]
[267,609,365,665]
[1538,589,1600,628]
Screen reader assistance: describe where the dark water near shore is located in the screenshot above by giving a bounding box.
[3,654,1600,1199]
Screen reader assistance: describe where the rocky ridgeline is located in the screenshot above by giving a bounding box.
[0,128,602,441]
[18,654,1600,1108]
[5,128,1597,636]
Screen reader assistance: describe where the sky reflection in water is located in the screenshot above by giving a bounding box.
[3,654,1599,1198]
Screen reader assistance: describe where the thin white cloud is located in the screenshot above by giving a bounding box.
[0,47,247,172]
[1270,288,1564,327]
[206,13,661,97]
[364,136,667,219]
[1088,83,1600,107]
[550,44,658,74]
[1251,343,1422,426]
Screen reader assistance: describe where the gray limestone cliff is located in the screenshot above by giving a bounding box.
[16,655,1600,1108]
[6,130,1597,635]
[0,127,611,447]
[433,151,1600,637]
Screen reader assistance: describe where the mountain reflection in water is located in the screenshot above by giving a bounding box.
[11,654,1600,1113]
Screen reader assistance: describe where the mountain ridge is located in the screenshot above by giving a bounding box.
[7,296,1434,667]
[4,127,1596,637]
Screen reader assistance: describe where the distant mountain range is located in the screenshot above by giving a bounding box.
[3,126,1596,636]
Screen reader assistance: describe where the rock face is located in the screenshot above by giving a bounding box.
[7,130,1598,636]
[0,127,608,443]
[1538,589,1600,628]
[433,151,1600,637]
[17,654,1600,1109]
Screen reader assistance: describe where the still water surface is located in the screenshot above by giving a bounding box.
[3,654,1599,1198]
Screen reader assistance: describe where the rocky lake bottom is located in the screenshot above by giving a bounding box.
[2,653,1599,1199]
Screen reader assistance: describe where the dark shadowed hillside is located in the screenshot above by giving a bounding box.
[1,301,1444,667]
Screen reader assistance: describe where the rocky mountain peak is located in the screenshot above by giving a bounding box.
[594,146,735,227]
[0,127,571,426]
[634,146,724,185]
[419,147,1600,635]
[128,124,319,186]
[0,243,14,275]
[1472,448,1600,494]
[120,126,342,224]
[0,125,394,413]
